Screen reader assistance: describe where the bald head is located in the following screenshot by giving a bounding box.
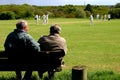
[16,20,28,32]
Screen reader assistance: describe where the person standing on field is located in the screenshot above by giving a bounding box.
[90,14,94,26]
[35,14,39,25]
[108,14,111,21]
[46,14,49,24]
[42,14,46,25]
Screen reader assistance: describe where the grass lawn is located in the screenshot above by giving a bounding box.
[0,18,120,80]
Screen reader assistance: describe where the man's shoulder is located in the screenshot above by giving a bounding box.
[40,35,48,39]
[20,32,34,40]
[59,37,66,42]
[38,35,49,41]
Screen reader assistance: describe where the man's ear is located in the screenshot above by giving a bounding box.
[24,26,29,32]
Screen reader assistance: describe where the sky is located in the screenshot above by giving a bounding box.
[0,0,120,6]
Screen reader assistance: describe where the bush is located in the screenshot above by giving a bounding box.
[24,10,34,18]
[109,8,120,18]
[115,3,120,8]
[75,8,86,18]
[0,11,15,20]
[85,11,91,18]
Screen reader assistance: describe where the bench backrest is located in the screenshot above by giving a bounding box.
[0,49,65,71]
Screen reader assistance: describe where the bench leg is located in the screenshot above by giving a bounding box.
[38,71,44,79]
[48,70,55,80]
[16,71,22,80]
[23,70,32,80]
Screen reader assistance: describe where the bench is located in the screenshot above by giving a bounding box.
[0,49,65,72]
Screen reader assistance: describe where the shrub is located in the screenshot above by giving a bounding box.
[75,8,86,18]
[0,11,15,20]
[109,8,120,18]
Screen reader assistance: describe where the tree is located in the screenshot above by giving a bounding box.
[109,8,120,18]
[0,11,15,20]
[24,10,34,18]
[84,4,93,14]
[75,8,86,18]
[115,3,120,8]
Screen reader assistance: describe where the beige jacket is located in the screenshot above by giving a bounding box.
[38,34,67,54]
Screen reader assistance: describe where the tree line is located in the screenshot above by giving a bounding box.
[0,3,120,20]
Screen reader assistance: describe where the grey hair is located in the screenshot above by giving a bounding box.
[16,20,28,29]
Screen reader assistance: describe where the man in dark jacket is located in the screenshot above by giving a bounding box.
[38,24,67,79]
[4,20,40,80]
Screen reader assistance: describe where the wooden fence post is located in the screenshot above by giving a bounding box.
[72,65,87,80]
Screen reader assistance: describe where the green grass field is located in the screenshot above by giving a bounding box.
[0,18,120,80]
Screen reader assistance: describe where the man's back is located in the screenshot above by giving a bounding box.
[38,34,67,53]
[4,28,40,64]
